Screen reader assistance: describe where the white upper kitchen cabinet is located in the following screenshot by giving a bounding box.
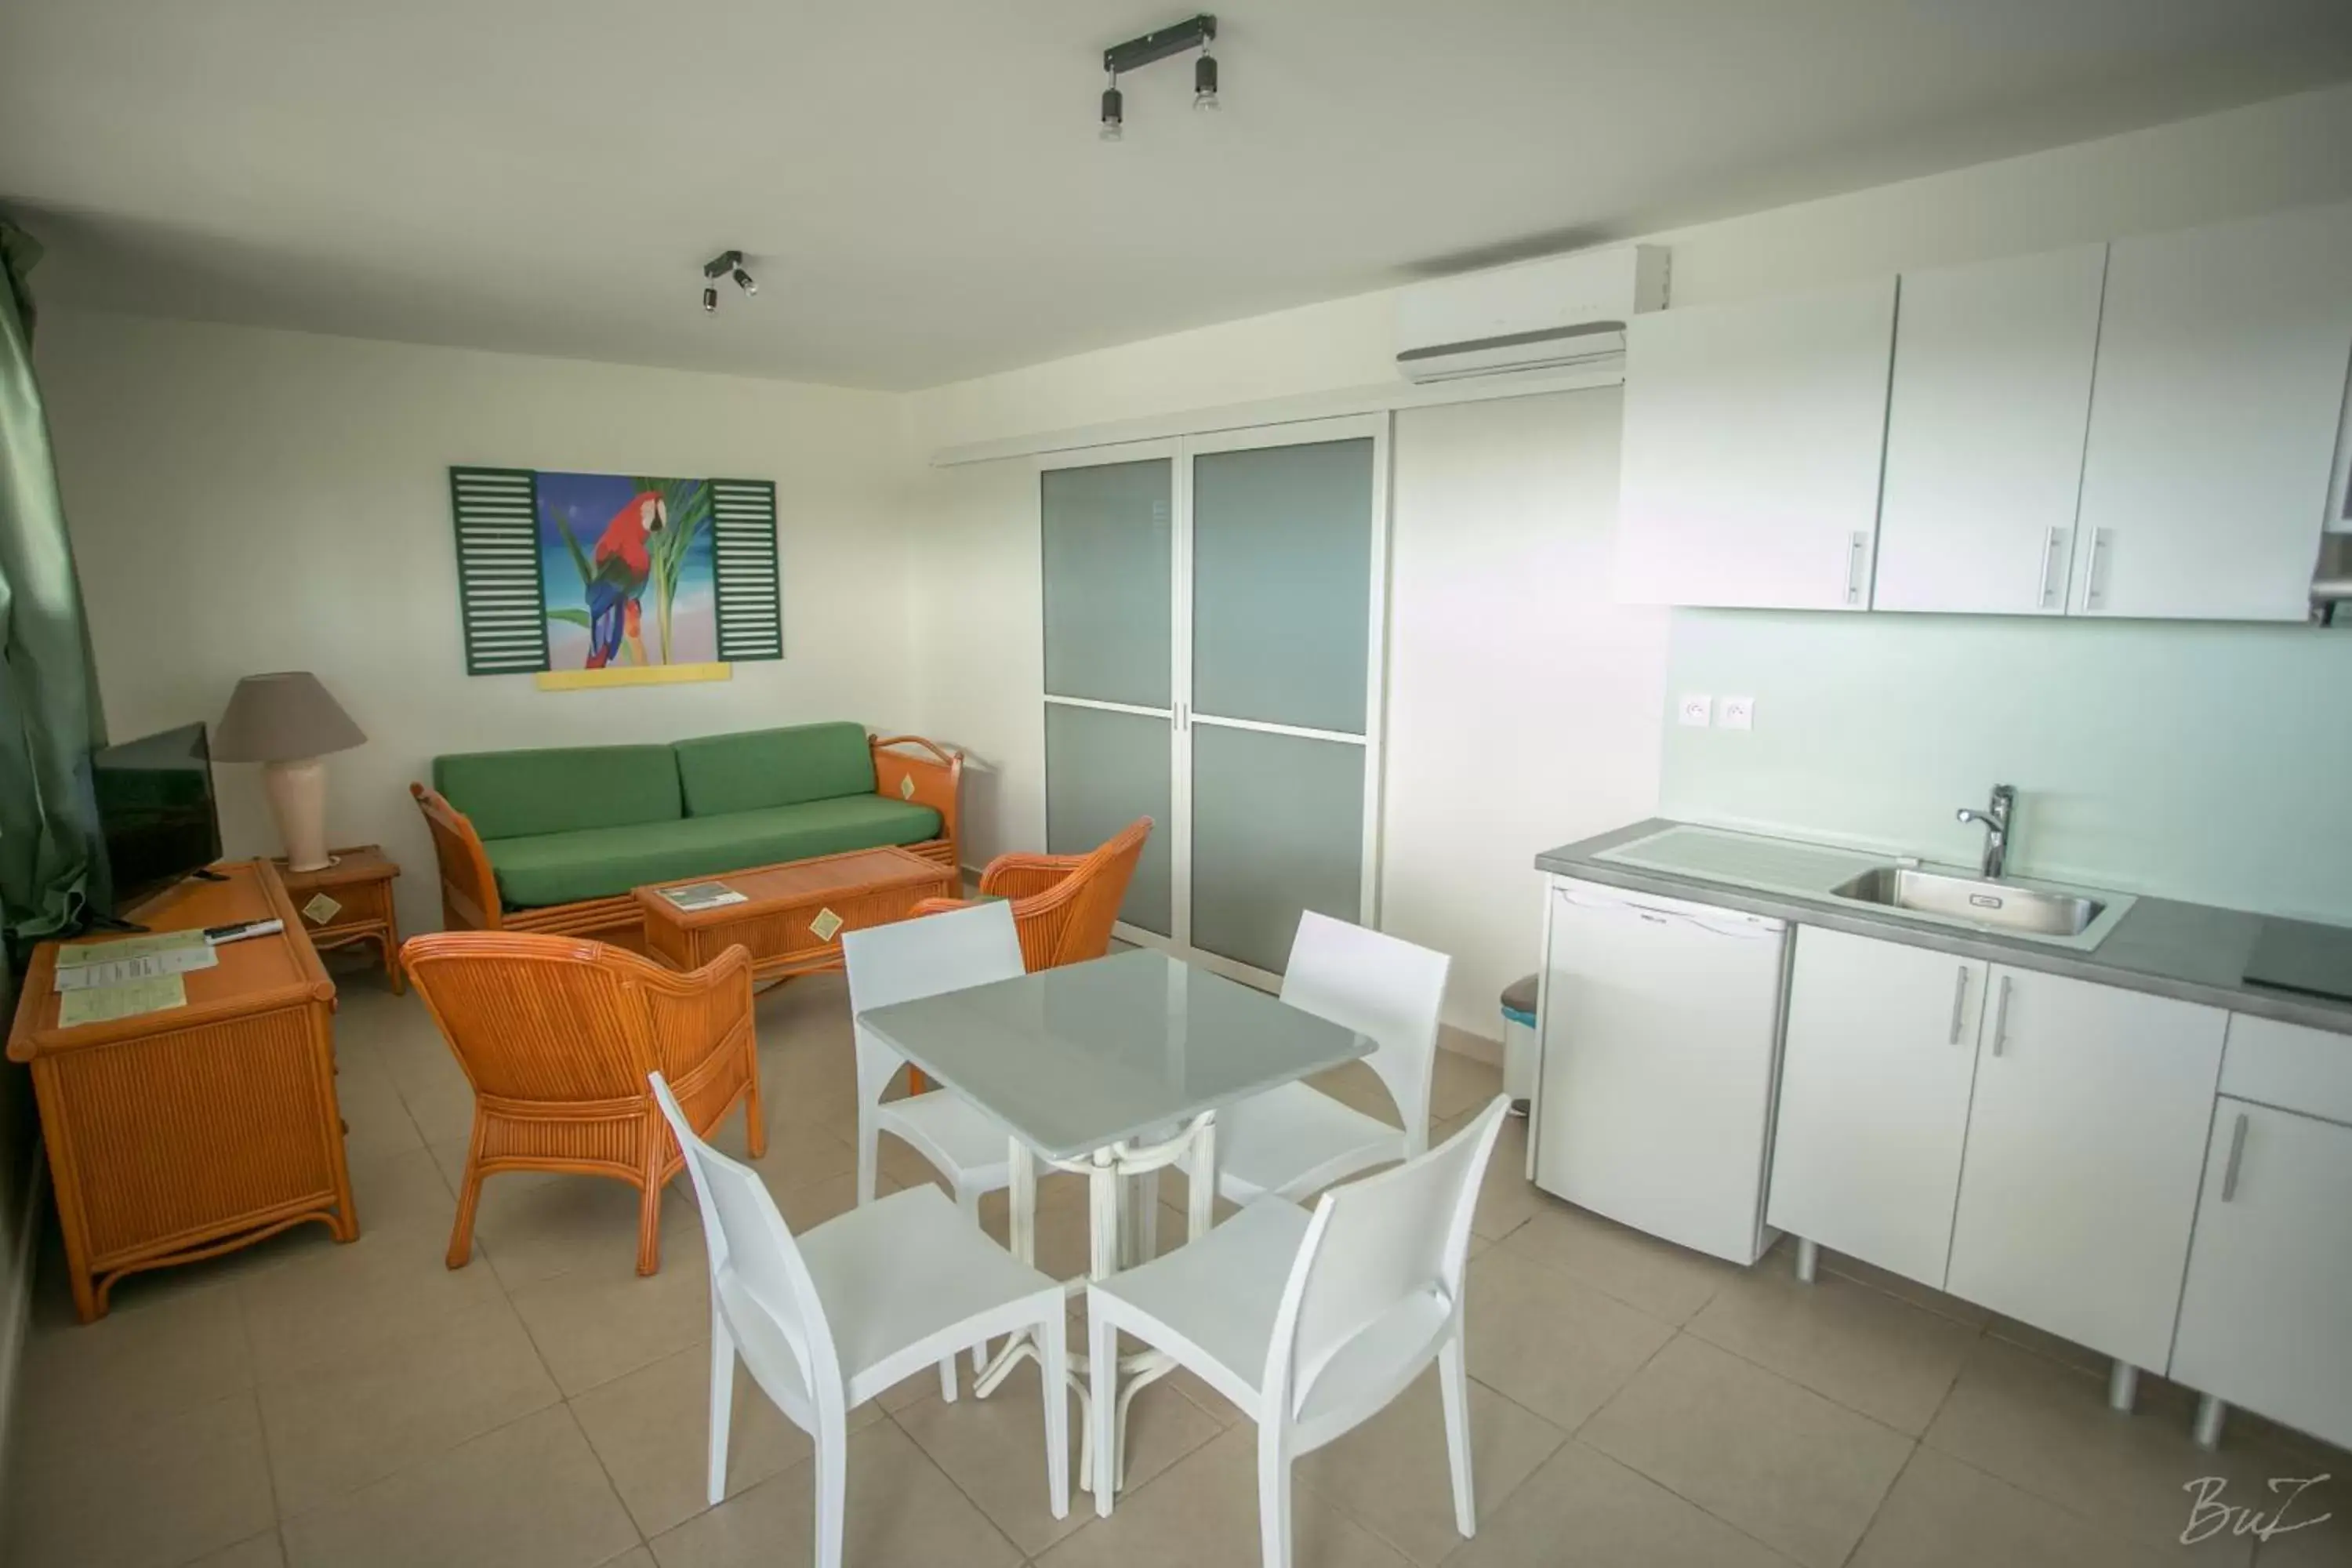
[1945,967,2226,1371]
[1767,928,1986,1288]
[1615,278,1895,611]
[1874,245,2107,615]
[2171,1098,2352,1451]
[2071,201,2352,622]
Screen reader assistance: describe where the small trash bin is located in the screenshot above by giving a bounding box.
[1501,973,1539,1112]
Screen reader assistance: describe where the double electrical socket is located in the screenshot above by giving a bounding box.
[1678,694,1755,731]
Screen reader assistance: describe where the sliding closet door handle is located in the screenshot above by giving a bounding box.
[1947,967,1969,1045]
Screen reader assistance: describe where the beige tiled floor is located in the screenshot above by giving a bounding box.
[5,962,2345,1567]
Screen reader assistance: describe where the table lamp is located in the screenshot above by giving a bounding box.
[212,672,367,873]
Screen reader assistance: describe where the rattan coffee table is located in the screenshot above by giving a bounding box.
[636,845,958,982]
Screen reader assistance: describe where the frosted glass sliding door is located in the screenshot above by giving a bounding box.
[1185,426,1380,975]
[1038,416,1385,982]
[1040,449,1174,935]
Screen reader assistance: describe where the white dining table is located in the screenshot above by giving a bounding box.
[855,946,1369,1492]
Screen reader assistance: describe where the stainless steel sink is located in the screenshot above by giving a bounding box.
[1830,866,2105,938]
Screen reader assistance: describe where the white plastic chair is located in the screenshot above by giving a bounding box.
[1200,913,1452,1204]
[652,1073,1069,1567]
[1087,1095,1511,1564]
[843,901,1035,1377]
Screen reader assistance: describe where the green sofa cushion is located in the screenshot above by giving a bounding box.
[435,746,681,841]
[673,722,877,817]
[483,797,943,909]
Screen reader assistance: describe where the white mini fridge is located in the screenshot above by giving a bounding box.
[1532,877,1789,1265]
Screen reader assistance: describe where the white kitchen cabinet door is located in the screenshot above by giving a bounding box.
[1946,968,2226,1371]
[1766,928,1985,1289]
[2072,201,2352,622]
[1615,278,1895,611]
[2170,1099,2352,1451]
[1874,245,2107,615]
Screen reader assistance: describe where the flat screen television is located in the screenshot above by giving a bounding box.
[89,722,223,919]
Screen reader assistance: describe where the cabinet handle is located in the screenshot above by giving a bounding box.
[1845,532,1869,607]
[1988,975,2012,1056]
[2039,527,2068,610]
[2082,528,2114,612]
[1947,967,1969,1045]
[2220,1111,2249,1203]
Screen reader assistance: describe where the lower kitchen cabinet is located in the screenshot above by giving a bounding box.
[1767,927,1984,1288]
[2170,1098,2352,1450]
[1944,967,2226,1373]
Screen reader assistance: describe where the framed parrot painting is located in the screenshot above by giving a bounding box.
[447,466,782,686]
[538,471,717,670]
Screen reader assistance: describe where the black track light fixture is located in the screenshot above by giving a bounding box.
[701,249,757,314]
[1095,13,1218,139]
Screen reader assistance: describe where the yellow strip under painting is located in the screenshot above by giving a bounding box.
[535,662,732,691]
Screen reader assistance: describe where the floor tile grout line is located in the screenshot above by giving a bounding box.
[1830,1430,1929,1568]
[1472,1221,1695,1340]
[265,1381,571,1533]
[1483,1214,1728,1330]
[226,1255,289,1540]
[554,1396,653,1555]
[1298,1383,1570,1568]
[877,1399,1047,1565]
[1552,1327,1857,1567]
[1672,1316,1958,1447]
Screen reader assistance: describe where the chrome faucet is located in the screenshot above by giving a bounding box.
[1956,784,2017,880]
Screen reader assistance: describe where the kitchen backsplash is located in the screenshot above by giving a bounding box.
[1659,608,2352,924]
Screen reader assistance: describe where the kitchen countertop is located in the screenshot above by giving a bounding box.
[1536,818,2352,1038]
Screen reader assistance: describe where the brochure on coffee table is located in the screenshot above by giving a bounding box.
[658,882,749,912]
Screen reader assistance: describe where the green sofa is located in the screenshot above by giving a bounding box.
[410,724,962,945]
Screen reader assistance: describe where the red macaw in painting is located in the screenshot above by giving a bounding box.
[584,491,667,668]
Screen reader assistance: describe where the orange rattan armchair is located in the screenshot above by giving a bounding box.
[912,818,1154,971]
[400,931,764,1276]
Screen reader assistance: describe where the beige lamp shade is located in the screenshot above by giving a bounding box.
[215,673,365,872]
[212,672,366,763]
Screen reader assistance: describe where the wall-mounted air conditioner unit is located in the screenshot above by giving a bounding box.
[1395,245,1669,383]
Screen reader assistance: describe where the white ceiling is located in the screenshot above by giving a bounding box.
[4,1,2350,390]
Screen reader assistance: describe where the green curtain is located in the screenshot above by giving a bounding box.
[0,219,107,963]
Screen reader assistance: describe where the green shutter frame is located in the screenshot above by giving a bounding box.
[448,466,550,674]
[710,477,783,661]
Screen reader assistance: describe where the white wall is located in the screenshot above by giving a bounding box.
[895,82,2352,1038]
[909,84,2352,452]
[38,313,912,938]
[1383,392,1667,1031]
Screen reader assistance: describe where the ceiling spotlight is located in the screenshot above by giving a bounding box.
[1096,13,1217,138]
[699,249,754,314]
